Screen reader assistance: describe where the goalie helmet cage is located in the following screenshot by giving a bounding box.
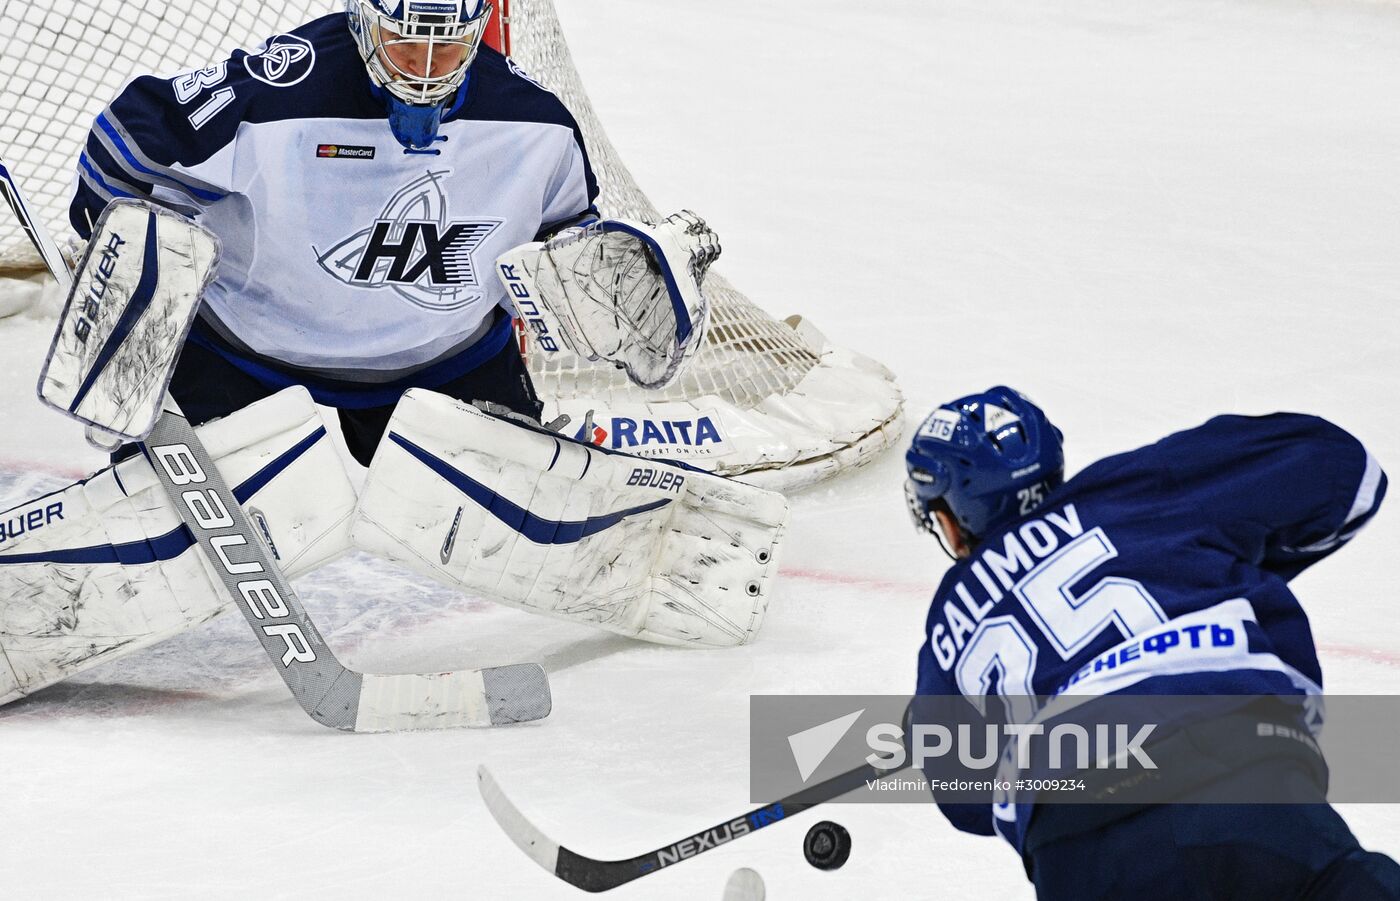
[0,0,903,491]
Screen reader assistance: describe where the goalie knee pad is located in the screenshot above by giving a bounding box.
[351,389,788,647]
[0,387,356,705]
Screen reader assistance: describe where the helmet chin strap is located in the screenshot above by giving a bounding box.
[930,500,978,561]
[932,528,959,563]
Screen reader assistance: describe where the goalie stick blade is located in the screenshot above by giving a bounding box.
[351,664,551,732]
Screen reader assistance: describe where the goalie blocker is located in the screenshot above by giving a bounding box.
[37,198,218,445]
[353,389,788,648]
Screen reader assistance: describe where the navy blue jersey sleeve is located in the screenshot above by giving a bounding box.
[69,68,240,239]
[69,15,377,240]
[915,571,996,837]
[1149,413,1386,580]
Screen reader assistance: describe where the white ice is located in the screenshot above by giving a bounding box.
[2,0,1399,897]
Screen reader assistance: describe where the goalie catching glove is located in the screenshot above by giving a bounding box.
[497,211,720,389]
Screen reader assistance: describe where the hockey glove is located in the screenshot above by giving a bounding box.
[496,211,719,389]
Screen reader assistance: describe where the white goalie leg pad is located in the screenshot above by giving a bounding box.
[188,387,358,578]
[0,387,356,705]
[351,389,788,647]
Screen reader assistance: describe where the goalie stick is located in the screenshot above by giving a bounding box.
[477,760,908,892]
[0,156,551,732]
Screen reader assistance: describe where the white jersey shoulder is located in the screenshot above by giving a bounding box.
[73,14,597,377]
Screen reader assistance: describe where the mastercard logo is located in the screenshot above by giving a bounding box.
[317,144,338,158]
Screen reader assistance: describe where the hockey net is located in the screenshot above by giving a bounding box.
[0,0,902,490]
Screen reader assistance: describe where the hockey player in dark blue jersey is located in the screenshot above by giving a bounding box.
[70,1,717,465]
[906,387,1398,900]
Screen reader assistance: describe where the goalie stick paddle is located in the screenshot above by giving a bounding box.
[143,405,551,731]
[0,155,552,732]
[477,761,903,892]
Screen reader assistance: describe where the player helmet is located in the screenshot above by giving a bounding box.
[905,386,1064,549]
[346,0,493,106]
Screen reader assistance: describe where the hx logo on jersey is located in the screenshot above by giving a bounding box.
[315,170,502,312]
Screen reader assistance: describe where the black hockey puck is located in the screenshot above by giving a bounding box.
[803,820,851,870]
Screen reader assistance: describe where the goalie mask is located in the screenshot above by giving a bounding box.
[347,0,493,148]
[905,386,1064,554]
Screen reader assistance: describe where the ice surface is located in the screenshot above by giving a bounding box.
[2,0,1398,897]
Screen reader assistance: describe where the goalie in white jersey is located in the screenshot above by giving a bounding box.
[0,1,782,712]
[69,0,716,465]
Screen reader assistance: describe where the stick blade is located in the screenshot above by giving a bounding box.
[0,157,72,290]
[478,765,564,875]
[483,662,553,724]
[352,663,551,732]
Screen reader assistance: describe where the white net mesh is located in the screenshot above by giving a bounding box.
[503,1,820,408]
[0,1,322,267]
[0,0,902,485]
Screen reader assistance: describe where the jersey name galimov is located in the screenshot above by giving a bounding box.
[930,504,1085,671]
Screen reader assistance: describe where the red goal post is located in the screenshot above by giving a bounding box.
[484,0,510,55]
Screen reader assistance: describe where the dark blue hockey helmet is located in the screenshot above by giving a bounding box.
[905,386,1064,546]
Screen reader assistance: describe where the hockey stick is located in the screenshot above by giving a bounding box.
[0,160,70,282]
[478,760,906,892]
[0,157,551,732]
